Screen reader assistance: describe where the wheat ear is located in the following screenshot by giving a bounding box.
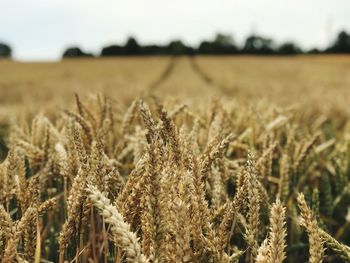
[268,199,286,263]
[297,193,324,263]
[87,185,149,263]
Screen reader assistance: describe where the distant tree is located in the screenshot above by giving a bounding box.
[142,45,166,55]
[62,47,93,58]
[101,45,125,56]
[214,33,234,47]
[277,42,302,55]
[167,40,193,55]
[198,41,215,54]
[124,37,140,55]
[243,35,275,54]
[198,33,237,55]
[213,33,238,54]
[0,43,12,58]
[326,31,350,53]
[307,48,321,54]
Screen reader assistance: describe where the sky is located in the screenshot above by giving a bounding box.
[0,0,349,61]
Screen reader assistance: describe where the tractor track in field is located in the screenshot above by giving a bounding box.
[145,56,177,94]
[189,57,216,86]
[142,56,234,97]
[189,56,236,96]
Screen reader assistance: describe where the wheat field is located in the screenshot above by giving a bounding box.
[1,56,350,263]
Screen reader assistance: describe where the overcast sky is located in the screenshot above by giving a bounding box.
[1,0,349,61]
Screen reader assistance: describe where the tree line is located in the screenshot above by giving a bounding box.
[0,30,350,59]
[62,30,350,58]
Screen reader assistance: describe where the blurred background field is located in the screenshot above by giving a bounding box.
[1,55,350,118]
[1,54,350,165]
